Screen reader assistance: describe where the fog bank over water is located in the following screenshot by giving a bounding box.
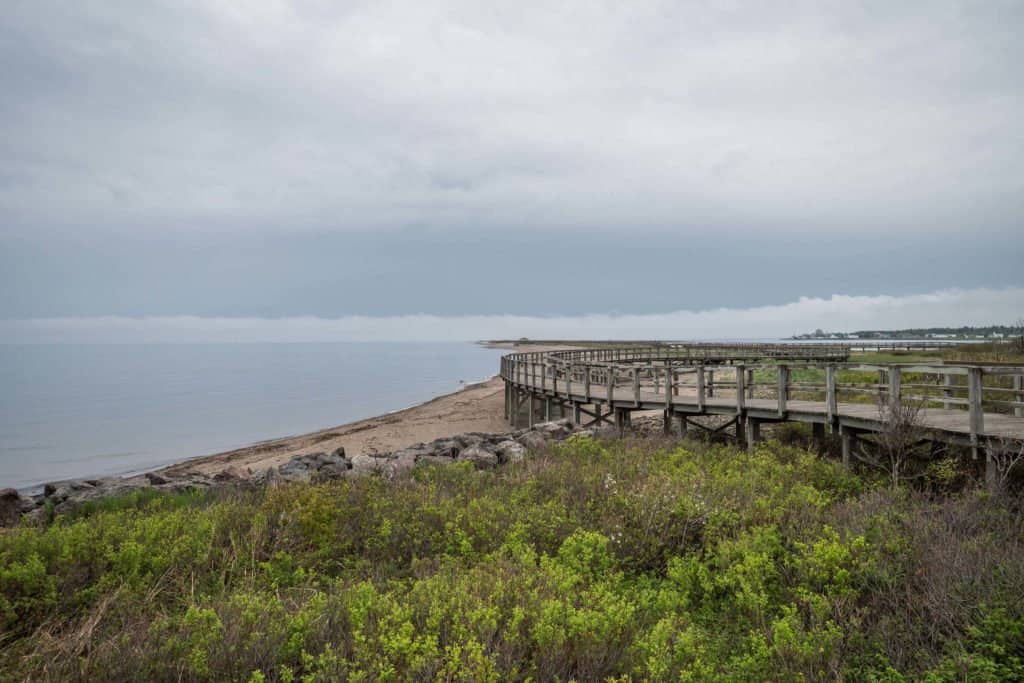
[4,287,1020,344]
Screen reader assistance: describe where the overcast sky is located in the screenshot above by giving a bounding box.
[2,1,1022,339]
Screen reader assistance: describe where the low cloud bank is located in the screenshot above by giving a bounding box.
[2,288,1021,343]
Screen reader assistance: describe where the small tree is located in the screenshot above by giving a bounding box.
[985,437,1024,494]
[856,399,933,489]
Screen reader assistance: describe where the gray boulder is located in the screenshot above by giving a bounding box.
[457,446,499,468]
[535,419,573,440]
[350,454,385,473]
[213,465,251,483]
[385,453,417,478]
[0,488,33,526]
[516,431,549,453]
[494,440,527,464]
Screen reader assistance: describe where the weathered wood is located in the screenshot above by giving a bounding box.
[968,367,984,458]
[777,364,789,416]
[840,425,852,467]
[812,422,825,446]
[696,367,706,410]
[735,364,746,413]
[1016,374,1024,418]
[746,418,760,451]
[664,367,673,409]
[502,345,1024,452]
[888,366,901,408]
[825,365,837,425]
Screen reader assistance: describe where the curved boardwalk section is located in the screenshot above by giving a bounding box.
[500,343,1024,480]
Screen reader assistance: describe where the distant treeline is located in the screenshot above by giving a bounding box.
[794,325,1024,340]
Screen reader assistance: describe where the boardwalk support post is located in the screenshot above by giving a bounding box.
[812,422,826,450]
[615,408,631,434]
[745,418,761,451]
[840,425,852,467]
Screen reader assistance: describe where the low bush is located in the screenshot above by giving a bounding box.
[1,436,1021,681]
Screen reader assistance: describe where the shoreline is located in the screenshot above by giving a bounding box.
[11,342,575,491]
[157,342,580,479]
[156,375,509,478]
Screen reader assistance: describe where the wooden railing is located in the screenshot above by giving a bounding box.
[501,345,1024,444]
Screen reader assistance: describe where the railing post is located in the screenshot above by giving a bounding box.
[607,366,615,405]
[584,366,591,402]
[540,363,546,392]
[633,368,641,407]
[735,364,745,413]
[968,367,984,459]
[888,366,901,409]
[696,366,706,410]
[825,365,837,426]
[664,366,673,409]
[746,368,755,399]
[566,364,573,400]
[777,364,788,416]
[1015,374,1024,418]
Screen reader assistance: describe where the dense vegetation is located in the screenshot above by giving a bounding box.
[2,435,1022,681]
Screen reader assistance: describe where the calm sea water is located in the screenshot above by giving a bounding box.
[0,342,502,490]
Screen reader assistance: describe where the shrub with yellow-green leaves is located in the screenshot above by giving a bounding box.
[1,435,1022,681]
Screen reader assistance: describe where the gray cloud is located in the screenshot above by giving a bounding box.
[3,287,1021,343]
[2,1,1022,237]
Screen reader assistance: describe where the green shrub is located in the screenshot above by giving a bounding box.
[1,436,1021,681]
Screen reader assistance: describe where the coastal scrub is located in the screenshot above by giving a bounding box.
[1,435,1022,681]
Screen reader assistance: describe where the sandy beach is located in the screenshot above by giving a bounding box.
[158,343,573,478]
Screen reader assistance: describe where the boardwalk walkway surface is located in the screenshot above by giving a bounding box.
[500,343,1024,474]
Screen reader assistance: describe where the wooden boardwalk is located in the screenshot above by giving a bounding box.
[500,343,1024,478]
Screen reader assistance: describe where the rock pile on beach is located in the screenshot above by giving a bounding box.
[3,419,593,525]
